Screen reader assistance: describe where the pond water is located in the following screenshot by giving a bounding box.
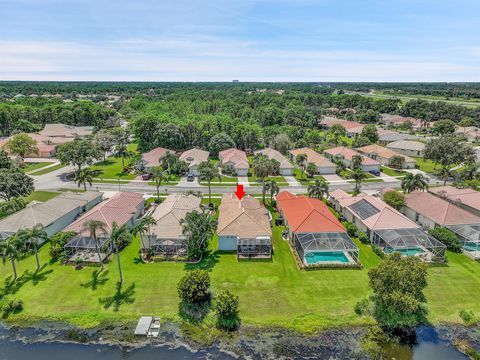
[0,325,468,359]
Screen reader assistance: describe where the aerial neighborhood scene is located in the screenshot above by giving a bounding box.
[1,0,480,359]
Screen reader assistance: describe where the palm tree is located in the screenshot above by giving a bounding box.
[161,152,179,176]
[401,173,429,193]
[308,178,329,200]
[74,168,95,191]
[25,224,49,271]
[0,235,23,282]
[109,222,131,284]
[150,166,168,202]
[198,161,220,205]
[351,155,363,170]
[267,179,280,203]
[437,166,453,186]
[115,144,133,173]
[253,157,271,204]
[133,215,157,251]
[306,162,317,178]
[351,167,366,193]
[295,153,307,179]
[82,219,108,271]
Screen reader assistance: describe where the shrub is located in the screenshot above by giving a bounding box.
[354,298,371,316]
[358,232,370,244]
[428,227,462,252]
[371,244,385,258]
[383,190,405,210]
[214,290,240,330]
[177,269,211,304]
[49,231,76,259]
[1,300,23,318]
[343,222,357,237]
[459,309,475,325]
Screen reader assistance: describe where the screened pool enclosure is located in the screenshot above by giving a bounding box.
[293,232,359,266]
[447,223,480,259]
[372,228,446,262]
[64,235,111,264]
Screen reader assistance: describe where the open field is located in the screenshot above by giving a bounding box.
[349,90,480,109]
[1,209,480,332]
[413,157,438,173]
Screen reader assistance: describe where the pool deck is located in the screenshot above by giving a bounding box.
[463,249,480,260]
[303,251,356,266]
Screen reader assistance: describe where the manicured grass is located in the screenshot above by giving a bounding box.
[89,143,139,180]
[147,175,181,186]
[413,157,438,173]
[380,166,406,177]
[2,207,480,331]
[248,175,288,185]
[23,191,60,203]
[30,163,67,175]
[24,162,53,173]
[200,175,238,186]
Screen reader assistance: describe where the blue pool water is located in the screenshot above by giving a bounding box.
[304,251,349,264]
[463,242,480,252]
[385,247,423,256]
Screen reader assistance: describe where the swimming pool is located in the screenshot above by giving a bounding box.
[463,242,480,252]
[385,247,423,256]
[304,251,349,264]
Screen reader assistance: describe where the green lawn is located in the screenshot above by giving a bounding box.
[23,191,60,203]
[380,166,406,177]
[89,143,139,181]
[413,157,438,173]
[30,163,67,175]
[2,207,480,332]
[248,175,288,186]
[200,175,239,186]
[24,162,53,173]
[293,168,326,185]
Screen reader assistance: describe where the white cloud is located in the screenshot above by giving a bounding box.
[0,40,479,81]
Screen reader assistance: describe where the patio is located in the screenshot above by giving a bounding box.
[447,223,480,260]
[64,235,111,264]
[237,236,272,259]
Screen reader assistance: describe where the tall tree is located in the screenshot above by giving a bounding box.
[81,219,108,271]
[5,133,38,160]
[22,224,48,272]
[74,168,95,191]
[328,124,346,146]
[0,235,23,282]
[360,124,379,143]
[368,253,428,330]
[266,179,279,203]
[56,139,102,172]
[92,129,115,161]
[308,178,329,199]
[0,168,34,200]
[252,156,271,204]
[295,153,307,179]
[401,173,428,193]
[181,211,217,260]
[198,161,220,205]
[133,215,157,251]
[208,132,236,156]
[109,221,132,284]
[150,166,168,202]
[351,167,366,193]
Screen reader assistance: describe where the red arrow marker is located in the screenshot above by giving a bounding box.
[235,184,246,200]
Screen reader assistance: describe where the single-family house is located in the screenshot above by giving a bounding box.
[319,117,365,138]
[357,144,416,169]
[218,148,249,176]
[276,191,359,266]
[328,189,351,212]
[138,147,174,172]
[63,192,144,263]
[381,114,424,130]
[377,131,419,146]
[254,148,294,176]
[404,191,480,259]
[289,148,337,174]
[0,191,103,241]
[338,193,446,261]
[39,123,94,139]
[455,126,480,143]
[142,194,201,257]
[180,148,210,176]
[386,140,425,158]
[217,194,272,259]
[324,146,381,172]
[429,186,480,217]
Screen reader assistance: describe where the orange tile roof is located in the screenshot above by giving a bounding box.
[429,186,480,212]
[277,191,345,233]
[357,144,415,162]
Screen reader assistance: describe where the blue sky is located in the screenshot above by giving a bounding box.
[0,0,479,81]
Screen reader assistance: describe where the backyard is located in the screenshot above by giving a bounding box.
[1,210,480,332]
